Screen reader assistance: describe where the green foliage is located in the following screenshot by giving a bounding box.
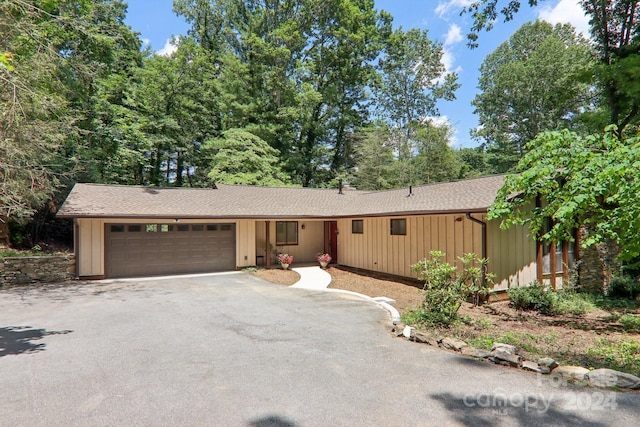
[456,147,489,178]
[509,283,600,316]
[463,1,640,135]
[554,292,596,316]
[618,315,640,333]
[586,337,640,374]
[409,251,493,326]
[489,126,640,262]
[350,124,398,190]
[473,20,593,173]
[607,276,640,300]
[0,0,78,236]
[412,123,461,184]
[0,246,55,258]
[205,129,291,186]
[373,27,459,186]
[508,282,558,315]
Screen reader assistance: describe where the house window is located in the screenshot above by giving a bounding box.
[110,225,124,233]
[541,218,575,274]
[192,224,204,231]
[207,224,218,231]
[221,224,233,231]
[390,219,406,236]
[128,225,141,232]
[276,221,298,245]
[160,224,173,232]
[352,220,363,234]
[145,224,157,232]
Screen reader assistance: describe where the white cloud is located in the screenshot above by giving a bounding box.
[537,0,590,36]
[141,38,151,48]
[444,23,463,47]
[426,115,450,128]
[441,47,462,75]
[435,0,474,19]
[156,38,179,57]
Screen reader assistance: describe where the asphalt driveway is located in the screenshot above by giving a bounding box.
[0,273,638,426]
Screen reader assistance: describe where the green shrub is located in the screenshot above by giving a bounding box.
[586,338,640,374]
[555,291,596,315]
[619,314,640,332]
[409,251,493,326]
[607,276,640,299]
[508,282,558,315]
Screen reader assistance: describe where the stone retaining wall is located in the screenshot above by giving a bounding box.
[0,255,75,288]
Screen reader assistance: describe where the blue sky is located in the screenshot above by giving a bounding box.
[124,0,589,148]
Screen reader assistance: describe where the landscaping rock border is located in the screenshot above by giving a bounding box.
[390,323,640,391]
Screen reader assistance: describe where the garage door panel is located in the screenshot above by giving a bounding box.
[106,223,236,278]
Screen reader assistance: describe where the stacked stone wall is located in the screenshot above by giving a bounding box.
[576,226,621,293]
[0,255,75,288]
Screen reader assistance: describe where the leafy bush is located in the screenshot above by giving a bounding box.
[619,315,640,332]
[555,291,597,315]
[586,338,640,374]
[409,251,493,326]
[607,276,640,299]
[0,247,50,258]
[509,283,603,315]
[509,282,558,315]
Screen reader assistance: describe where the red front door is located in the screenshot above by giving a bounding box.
[328,221,338,263]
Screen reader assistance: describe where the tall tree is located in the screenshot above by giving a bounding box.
[350,125,398,190]
[204,129,291,185]
[412,122,461,184]
[373,27,459,186]
[472,20,593,173]
[464,0,640,136]
[114,39,220,186]
[0,1,77,245]
[456,147,490,178]
[174,0,392,186]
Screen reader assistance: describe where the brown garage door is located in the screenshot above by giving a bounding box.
[105,223,236,278]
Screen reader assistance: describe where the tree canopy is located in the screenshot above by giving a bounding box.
[473,20,594,172]
[464,0,640,136]
[489,126,640,262]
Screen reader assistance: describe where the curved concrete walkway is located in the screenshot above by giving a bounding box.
[290,266,401,323]
[289,266,332,290]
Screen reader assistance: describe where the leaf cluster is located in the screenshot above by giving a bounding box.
[410,251,493,325]
[489,126,640,261]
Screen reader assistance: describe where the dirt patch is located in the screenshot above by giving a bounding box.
[326,266,423,312]
[251,268,300,286]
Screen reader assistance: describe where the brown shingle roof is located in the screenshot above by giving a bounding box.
[57,175,505,219]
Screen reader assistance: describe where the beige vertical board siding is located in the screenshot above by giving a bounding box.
[486,219,537,290]
[236,219,255,268]
[255,221,267,260]
[430,217,438,259]
[78,218,104,277]
[336,214,485,279]
[463,215,474,255]
[414,216,429,264]
[269,220,324,263]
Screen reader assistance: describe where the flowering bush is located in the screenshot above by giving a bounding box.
[317,253,332,263]
[277,253,293,264]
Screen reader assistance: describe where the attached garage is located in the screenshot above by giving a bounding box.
[105,223,236,278]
